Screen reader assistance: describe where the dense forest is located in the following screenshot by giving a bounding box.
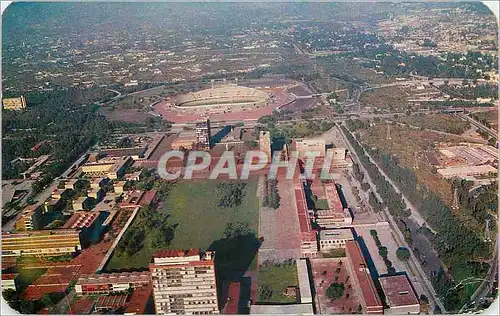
[342,120,494,311]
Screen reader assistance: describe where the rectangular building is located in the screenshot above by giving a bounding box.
[316,181,352,228]
[345,241,383,314]
[2,96,26,110]
[319,228,354,251]
[295,181,318,257]
[296,259,313,304]
[379,275,420,314]
[75,272,151,295]
[1,273,18,291]
[195,118,211,150]
[1,229,81,257]
[293,139,326,158]
[14,205,43,231]
[149,249,219,315]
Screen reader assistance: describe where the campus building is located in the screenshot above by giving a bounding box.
[1,229,81,257]
[14,205,43,231]
[195,118,211,150]
[259,131,272,159]
[316,181,353,228]
[295,181,318,257]
[293,139,326,158]
[81,156,132,179]
[319,228,354,251]
[345,240,384,314]
[149,249,219,315]
[75,272,151,295]
[379,275,420,314]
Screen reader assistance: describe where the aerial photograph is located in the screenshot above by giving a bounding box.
[1,1,498,315]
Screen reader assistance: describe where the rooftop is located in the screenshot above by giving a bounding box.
[320,228,354,241]
[152,248,200,259]
[379,275,419,308]
[76,271,151,286]
[62,211,100,229]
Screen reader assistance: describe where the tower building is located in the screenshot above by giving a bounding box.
[150,249,219,315]
[196,118,211,150]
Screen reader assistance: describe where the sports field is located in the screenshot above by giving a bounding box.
[105,179,259,270]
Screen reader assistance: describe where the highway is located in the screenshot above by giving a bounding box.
[338,124,446,313]
[457,113,498,140]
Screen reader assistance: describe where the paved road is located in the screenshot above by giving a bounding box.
[338,124,446,313]
[458,113,498,140]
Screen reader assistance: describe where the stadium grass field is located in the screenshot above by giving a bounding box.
[105,179,259,270]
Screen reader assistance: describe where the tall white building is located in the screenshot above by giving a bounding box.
[149,249,219,315]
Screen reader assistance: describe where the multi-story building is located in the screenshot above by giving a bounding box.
[319,228,354,251]
[195,118,211,150]
[1,229,81,257]
[2,96,26,110]
[75,272,151,295]
[149,249,219,315]
[316,181,353,228]
[14,205,43,231]
[293,139,326,158]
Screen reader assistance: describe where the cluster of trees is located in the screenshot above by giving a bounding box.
[440,83,498,100]
[3,290,64,314]
[262,179,280,209]
[455,180,497,223]
[343,121,492,311]
[116,204,175,257]
[326,282,345,300]
[370,230,396,274]
[216,182,247,208]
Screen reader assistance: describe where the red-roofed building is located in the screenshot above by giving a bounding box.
[69,297,95,314]
[124,285,153,315]
[379,275,420,314]
[294,181,318,257]
[345,240,383,314]
[316,181,352,228]
[75,272,151,295]
[222,281,241,314]
[95,294,128,313]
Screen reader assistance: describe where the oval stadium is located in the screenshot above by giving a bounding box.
[175,85,270,109]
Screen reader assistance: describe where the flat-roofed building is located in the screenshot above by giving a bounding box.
[65,179,82,190]
[1,229,81,257]
[296,259,312,304]
[51,188,67,199]
[75,272,151,295]
[81,156,132,179]
[73,196,90,211]
[113,180,128,194]
[295,181,318,257]
[293,139,326,158]
[345,240,383,314]
[259,131,272,159]
[171,134,197,150]
[379,275,420,314]
[149,249,219,315]
[88,188,104,200]
[319,228,354,251]
[14,205,43,231]
[90,178,108,189]
[437,165,497,179]
[2,96,26,110]
[195,118,211,150]
[124,284,153,315]
[316,181,353,228]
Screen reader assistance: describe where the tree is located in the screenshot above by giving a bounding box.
[258,284,273,302]
[378,246,388,258]
[223,221,252,239]
[326,282,344,300]
[396,247,411,261]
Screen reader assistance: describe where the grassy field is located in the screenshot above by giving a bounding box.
[105,179,259,270]
[360,86,409,109]
[257,263,299,303]
[395,114,471,134]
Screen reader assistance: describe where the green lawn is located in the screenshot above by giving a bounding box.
[315,199,329,210]
[105,179,259,271]
[257,263,298,303]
